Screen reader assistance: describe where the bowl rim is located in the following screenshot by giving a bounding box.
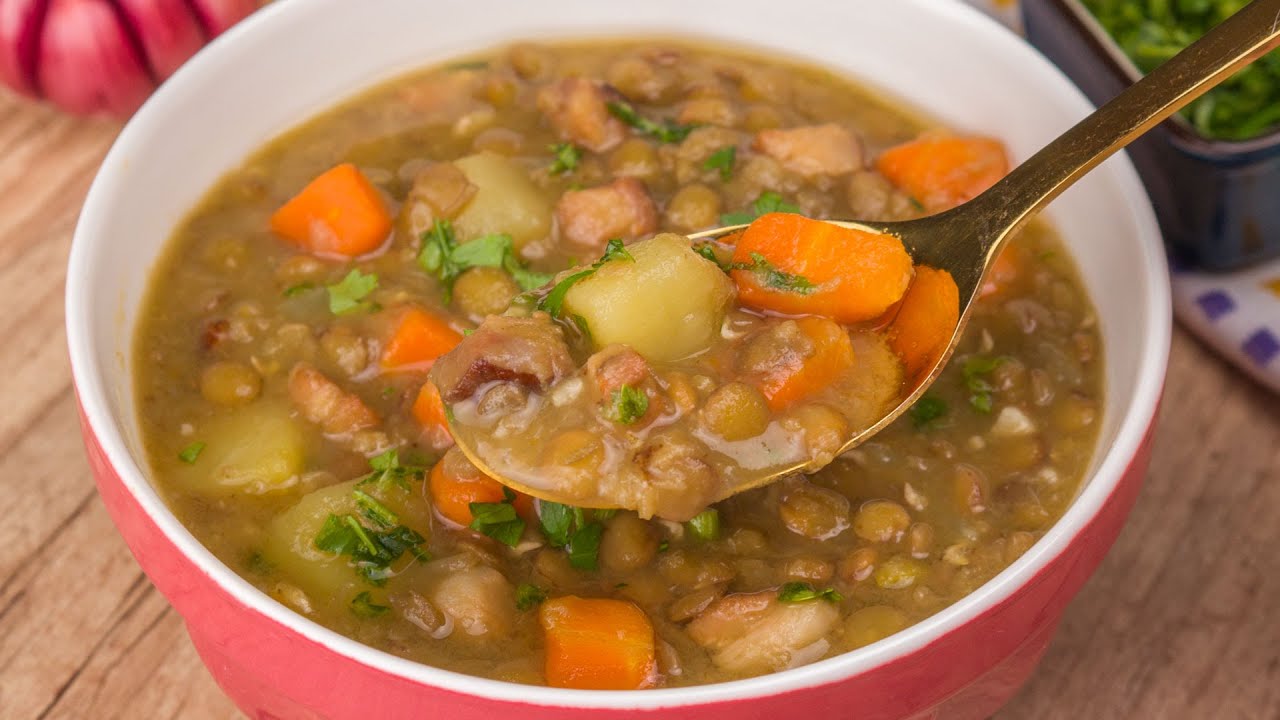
[65,0,1171,709]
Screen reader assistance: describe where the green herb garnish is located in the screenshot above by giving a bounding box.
[567,521,604,570]
[177,441,206,464]
[548,142,582,175]
[703,146,737,181]
[283,282,314,298]
[537,239,634,317]
[1082,0,1280,140]
[313,457,430,584]
[608,384,649,425]
[731,252,816,294]
[687,509,720,541]
[536,500,605,569]
[358,449,426,491]
[962,355,1006,414]
[909,394,949,428]
[327,269,379,315]
[515,583,548,611]
[694,243,730,271]
[419,220,551,302]
[538,501,575,547]
[606,99,696,143]
[720,191,802,226]
[777,582,844,604]
[353,489,399,528]
[469,488,526,547]
[350,591,390,618]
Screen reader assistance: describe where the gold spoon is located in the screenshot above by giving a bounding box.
[448,0,1280,511]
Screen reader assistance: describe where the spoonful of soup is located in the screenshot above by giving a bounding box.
[433,0,1280,520]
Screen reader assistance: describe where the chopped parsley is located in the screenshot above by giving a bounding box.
[962,356,1006,414]
[694,243,730,271]
[314,513,428,585]
[515,583,548,611]
[353,489,399,527]
[608,384,649,425]
[720,191,802,226]
[1083,0,1280,140]
[469,488,526,547]
[731,252,817,294]
[327,269,379,315]
[548,142,581,175]
[567,522,604,570]
[538,501,575,547]
[777,582,844,604]
[418,220,552,302]
[358,449,426,491]
[177,441,206,464]
[606,99,696,143]
[536,500,605,570]
[909,394,949,428]
[350,591,390,618]
[686,509,720,541]
[536,239,634,317]
[703,146,737,181]
[312,453,430,584]
[282,282,314,298]
[657,540,670,553]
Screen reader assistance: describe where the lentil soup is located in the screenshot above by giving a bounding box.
[134,40,1103,689]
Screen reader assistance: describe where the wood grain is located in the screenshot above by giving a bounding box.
[0,90,1275,720]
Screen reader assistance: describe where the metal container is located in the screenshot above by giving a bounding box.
[1024,0,1280,270]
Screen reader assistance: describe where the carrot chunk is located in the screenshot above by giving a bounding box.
[429,452,533,526]
[381,308,464,372]
[731,213,914,323]
[269,163,392,257]
[411,381,453,449]
[755,317,856,411]
[887,266,960,381]
[876,133,1008,213]
[539,596,657,690]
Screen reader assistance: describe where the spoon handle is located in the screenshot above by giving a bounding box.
[955,0,1280,257]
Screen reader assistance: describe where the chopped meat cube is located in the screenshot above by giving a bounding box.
[586,345,651,395]
[537,77,627,153]
[754,123,863,177]
[430,315,575,402]
[687,590,839,674]
[288,362,380,436]
[555,178,658,250]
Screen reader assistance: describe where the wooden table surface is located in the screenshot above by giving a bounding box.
[0,92,1276,720]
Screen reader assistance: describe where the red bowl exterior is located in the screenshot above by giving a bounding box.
[79,397,1155,720]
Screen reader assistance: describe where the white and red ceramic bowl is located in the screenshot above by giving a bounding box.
[65,0,1171,717]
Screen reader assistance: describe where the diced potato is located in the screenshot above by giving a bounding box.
[562,234,734,362]
[452,153,552,250]
[262,477,434,608]
[174,403,305,496]
[262,480,363,605]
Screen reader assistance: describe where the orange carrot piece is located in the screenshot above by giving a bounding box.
[428,457,533,526]
[731,213,914,323]
[269,163,392,257]
[980,246,1020,299]
[411,381,454,449]
[887,266,960,381]
[755,317,856,412]
[539,596,657,690]
[381,308,464,371]
[876,133,1008,213]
